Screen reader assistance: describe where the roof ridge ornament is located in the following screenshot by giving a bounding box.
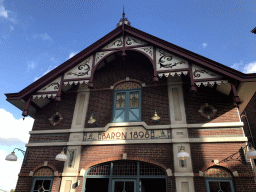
[116,7,131,28]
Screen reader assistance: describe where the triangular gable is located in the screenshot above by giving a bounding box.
[5,23,256,117]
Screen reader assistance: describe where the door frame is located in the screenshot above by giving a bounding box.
[112,179,137,192]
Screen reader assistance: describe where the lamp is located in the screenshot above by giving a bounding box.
[246,146,256,160]
[151,110,161,123]
[88,113,99,126]
[177,145,190,160]
[5,148,28,166]
[55,147,74,167]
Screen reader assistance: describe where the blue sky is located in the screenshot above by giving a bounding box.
[0,0,255,190]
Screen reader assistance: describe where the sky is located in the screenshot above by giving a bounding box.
[0,0,255,190]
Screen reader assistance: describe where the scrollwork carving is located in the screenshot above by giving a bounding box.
[126,36,143,46]
[158,50,185,68]
[67,58,91,77]
[105,38,123,48]
[193,69,216,78]
[42,82,59,91]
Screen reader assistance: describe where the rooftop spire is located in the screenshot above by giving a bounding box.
[117,7,131,28]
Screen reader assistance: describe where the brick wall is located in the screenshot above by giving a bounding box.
[32,85,78,131]
[190,143,256,191]
[188,128,244,138]
[79,143,175,192]
[85,51,169,127]
[183,84,240,124]
[29,133,70,143]
[15,146,65,192]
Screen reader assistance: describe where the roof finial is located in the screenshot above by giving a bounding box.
[116,7,130,28]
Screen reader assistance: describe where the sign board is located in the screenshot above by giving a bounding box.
[83,127,171,141]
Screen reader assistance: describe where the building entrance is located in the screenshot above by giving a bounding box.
[83,160,167,192]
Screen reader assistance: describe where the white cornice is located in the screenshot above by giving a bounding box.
[29,122,244,135]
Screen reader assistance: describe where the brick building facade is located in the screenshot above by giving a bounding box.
[5,15,256,192]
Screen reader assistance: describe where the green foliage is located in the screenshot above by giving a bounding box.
[10,189,15,192]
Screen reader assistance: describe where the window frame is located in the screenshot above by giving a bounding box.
[205,177,234,192]
[30,177,54,192]
[112,89,142,123]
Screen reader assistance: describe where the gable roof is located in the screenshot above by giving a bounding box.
[5,22,256,116]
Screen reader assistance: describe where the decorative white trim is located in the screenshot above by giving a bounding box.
[174,173,194,177]
[166,169,172,176]
[102,36,123,49]
[63,80,89,86]
[232,171,239,177]
[28,122,244,135]
[192,64,221,79]
[25,136,247,147]
[158,71,188,78]
[133,46,153,59]
[95,51,113,65]
[29,171,34,176]
[80,169,86,176]
[44,161,48,166]
[125,35,146,47]
[195,80,228,87]
[199,171,204,177]
[54,171,58,176]
[61,173,80,177]
[32,94,57,99]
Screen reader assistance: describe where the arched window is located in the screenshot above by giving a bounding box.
[31,167,54,192]
[205,167,234,192]
[84,160,167,192]
[112,82,142,123]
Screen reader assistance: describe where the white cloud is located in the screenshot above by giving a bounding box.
[33,33,52,41]
[243,61,256,73]
[0,1,16,23]
[0,149,22,191]
[68,51,78,59]
[231,60,243,71]
[0,109,34,143]
[0,108,34,191]
[34,65,57,81]
[0,4,8,18]
[9,25,14,31]
[202,43,207,48]
[27,61,35,69]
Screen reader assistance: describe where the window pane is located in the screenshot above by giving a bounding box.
[114,110,125,122]
[220,182,232,192]
[129,109,139,121]
[129,92,139,107]
[43,180,51,190]
[125,181,134,192]
[34,180,43,190]
[209,181,220,192]
[116,93,125,108]
[114,181,124,192]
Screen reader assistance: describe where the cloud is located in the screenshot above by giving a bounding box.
[243,61,256,73]
[33,33,52,41]
[34,65,57,81]
[202,43,207,48]
[0,108,34,143]
[9,25,14,31]
[27,61,36,69]
[0,1,16,23]
[0,108,34,191]
[0,149,22,191]
[68,51,78,59]
[231,60,243,71]
[0,4,8,18]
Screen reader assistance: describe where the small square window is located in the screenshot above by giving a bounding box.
[31,177,53,192]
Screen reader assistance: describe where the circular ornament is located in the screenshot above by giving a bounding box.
[198,103,217,119]
[49,112,63,126]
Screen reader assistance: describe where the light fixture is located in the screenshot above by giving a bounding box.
[88,113,99,126]
[246,146,256,160]
[151,110,161,123]
[5,148,28,166]
[177,145,190,160]
[55,147,74,167]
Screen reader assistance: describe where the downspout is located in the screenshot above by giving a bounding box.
[243,110,255,148]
